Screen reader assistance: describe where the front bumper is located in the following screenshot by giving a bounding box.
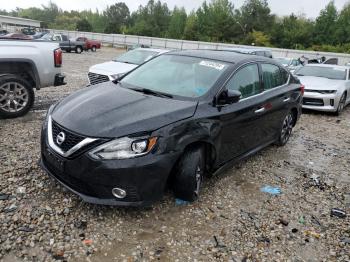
[302,91,339,112]
[54,73,66,87]
[40,130,180,206]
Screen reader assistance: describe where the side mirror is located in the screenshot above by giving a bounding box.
[217,89,241,105]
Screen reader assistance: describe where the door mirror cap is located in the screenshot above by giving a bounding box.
[217,89,241,105]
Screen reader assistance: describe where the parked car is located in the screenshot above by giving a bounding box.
[0,30,9,36]
[0,33,32,40]
[0,40,65,118]
[295,64,350,114]
[221,47,273,58]
[41,50,303,206]
[275,57,303,73]
[21,27,36,36]
[32,31,49,39]
[88,48,168,85]
[127,44,150,51]
[40,33,86,54]
[75,37,101,52]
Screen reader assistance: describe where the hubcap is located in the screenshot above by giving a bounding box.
[0,82,29,113]
[194,166,202,196]
[281,114,293,144]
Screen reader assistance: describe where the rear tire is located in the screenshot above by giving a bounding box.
[336,92,346,115]
[0,75,34,118]
[173,146,205,202]
[276,111,294,146]
[75,46,83,54]
[91,46,97,52]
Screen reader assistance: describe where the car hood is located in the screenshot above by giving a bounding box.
[298,76,344,90]
[89,61,137,76]
[51,82,197,138]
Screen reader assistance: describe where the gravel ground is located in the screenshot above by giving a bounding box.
[0,47,350,262]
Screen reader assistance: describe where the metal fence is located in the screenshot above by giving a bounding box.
[49,29,350,65]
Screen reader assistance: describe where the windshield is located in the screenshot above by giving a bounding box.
[295,66,346,80]
[40,33,52,40]
[275,58,291,66]
[114,49,159,65]
[120,54,229,98]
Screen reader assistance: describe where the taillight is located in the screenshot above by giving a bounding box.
[54,48,62,67]
[300,84,305,95]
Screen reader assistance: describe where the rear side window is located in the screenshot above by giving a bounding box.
[226,64,261,99]
[261,64,285,90]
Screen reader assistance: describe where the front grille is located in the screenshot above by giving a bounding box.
[88,72,109,85]
[303,98,324,106]
[52,121,85,153]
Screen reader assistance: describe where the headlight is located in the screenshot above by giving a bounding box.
[110,73,125,80]
[89,137,157,160]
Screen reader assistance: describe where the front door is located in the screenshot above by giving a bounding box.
[217,63,267,164]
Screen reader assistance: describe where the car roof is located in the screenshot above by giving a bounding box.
[304,64,349,70]
[166,49,273,64]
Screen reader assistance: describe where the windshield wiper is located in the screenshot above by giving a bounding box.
[130,88,173,98]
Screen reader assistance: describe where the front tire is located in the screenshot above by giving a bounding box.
[336,92,346,115]
[276,111,294,146]
[0,75,34,118]
[173,146,205,202]
[75,46,83,54]
[91,46,97,52]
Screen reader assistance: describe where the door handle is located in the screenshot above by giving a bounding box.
[255,107,266,114]
[283,97,291,102]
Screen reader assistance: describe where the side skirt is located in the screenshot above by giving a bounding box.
[211,139,276,177]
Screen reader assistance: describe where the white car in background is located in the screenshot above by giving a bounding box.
[275,57,303,73]
[88,48,169,85]
[295,64,350,115]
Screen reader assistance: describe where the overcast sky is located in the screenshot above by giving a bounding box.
[2,0,349,18]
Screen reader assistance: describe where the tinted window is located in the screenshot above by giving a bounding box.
[281,68,290,83]
[261,64,285,90]
[295,66,346,80]
[226,64,261,99]
[120,55,229,98]
[62,35,68,41]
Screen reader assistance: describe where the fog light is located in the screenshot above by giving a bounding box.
[330,99,334,106]
[112,188,127,199]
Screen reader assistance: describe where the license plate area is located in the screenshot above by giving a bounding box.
[46,148,65,173]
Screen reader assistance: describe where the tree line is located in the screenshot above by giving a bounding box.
[1,0,350,53]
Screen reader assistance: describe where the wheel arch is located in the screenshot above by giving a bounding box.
[0,59,39,89]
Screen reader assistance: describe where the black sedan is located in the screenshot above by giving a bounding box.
[40,50,303,206]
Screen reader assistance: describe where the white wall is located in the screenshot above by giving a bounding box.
[50,29,350,65]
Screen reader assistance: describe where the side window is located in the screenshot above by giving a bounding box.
[261,63,285,90]
[226,64,261,99]
[280,68,290,83]
[62,35,68,41]
[52,35,60,41]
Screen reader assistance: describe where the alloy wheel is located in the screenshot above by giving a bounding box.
[280,113,293,144]
[0,82,29,113]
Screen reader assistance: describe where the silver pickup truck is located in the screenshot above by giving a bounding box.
[0,40,65,118]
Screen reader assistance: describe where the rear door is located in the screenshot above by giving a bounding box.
[217,63,267,164]
[259,63,294,138]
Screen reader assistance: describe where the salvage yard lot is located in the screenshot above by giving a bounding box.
[0,47,350,261]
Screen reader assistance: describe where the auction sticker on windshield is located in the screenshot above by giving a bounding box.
[199,61,226,70]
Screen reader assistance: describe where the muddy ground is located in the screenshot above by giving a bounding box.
[0,47,349,262]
